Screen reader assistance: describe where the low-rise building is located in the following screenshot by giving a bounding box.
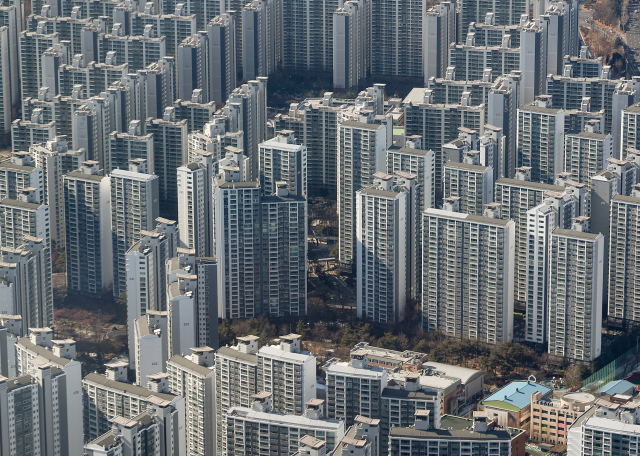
[388,369,462,416]
[598,380,636,400]
[349,342,428,371]
[530,391,595,447]
[479,380,553,429]
[421,361,485,405]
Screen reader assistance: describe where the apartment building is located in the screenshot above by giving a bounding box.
[225,394,345,456]
[215,336,259,455]
[64,161,112,297]
[495,171,566,308]
[212,173,262,319]
[608,192,640,326]
[356,174,408,324]
[422,200,515,343]
[0,152,43,202]
[110,164,159,298]
[167,349,216,456]
[144,108,188,219]
[257,335,316,416]
[338,120,387,267]
[0,237,52,330]
[563,120,613,216]
[324,351,388,427]
[443,151,494,216]
[389,413,526,456]
[548,221,604,361]
[206,14,237,104]
[0,361,80,456]
[11,110,56,153]
[517,96,565,185]
[83,367,183,443]
[525,192,577,343]
[259,131,307,198]
[31,137,87,245]
[261,184,307,317]
[15,328,83,454]
[109,120,155,173]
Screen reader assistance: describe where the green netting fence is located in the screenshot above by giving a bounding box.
[581,344,640,392]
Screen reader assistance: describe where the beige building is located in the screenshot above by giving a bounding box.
[530,391,594,447]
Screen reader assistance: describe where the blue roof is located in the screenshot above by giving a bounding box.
[483,381,552,411]
[599,380,636,396]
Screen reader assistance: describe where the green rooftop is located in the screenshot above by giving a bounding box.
[481,400,521,411]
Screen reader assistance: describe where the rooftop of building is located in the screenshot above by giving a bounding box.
[261,193,306,203]
[226,407,344,430]
[110,168,157,180]
[258,345,315,363]
[0,198,43,210]
[88,432,120,449]
[569,404,597,431]
[552,227,602,240]
[482,381,552,411]
[300,434,325,449]
[340,120,383,131]
[566,130,610,139]
[324,359,387,379]
[351,343,428,363]
[0,159,36,172]
[581,415,640,434]
[533,392,596,410]
[216,346,258,364]
[358,186,401,199]
[82,372,176,401]
[423,208,513,226]
[624,102,640,113]
[382,387,440,400]
[612,194,640,204]
[215,179,260,189]
[112,411,155,429]
[421,361,484,385]
[496,178,565,191]
[387,145,432,156]
[340,425,368,448]
[520,102,563,115]
[599,380,636,396]
[134,317,153,337]
[389,415,524,440]
[444,160,490,172]
[260,136,304,151]
[168,355,215,377]
[387,370,460,394]
[65,170,105,182]
[17,336,73,366]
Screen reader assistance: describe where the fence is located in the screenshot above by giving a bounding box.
[582,344,640,392]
